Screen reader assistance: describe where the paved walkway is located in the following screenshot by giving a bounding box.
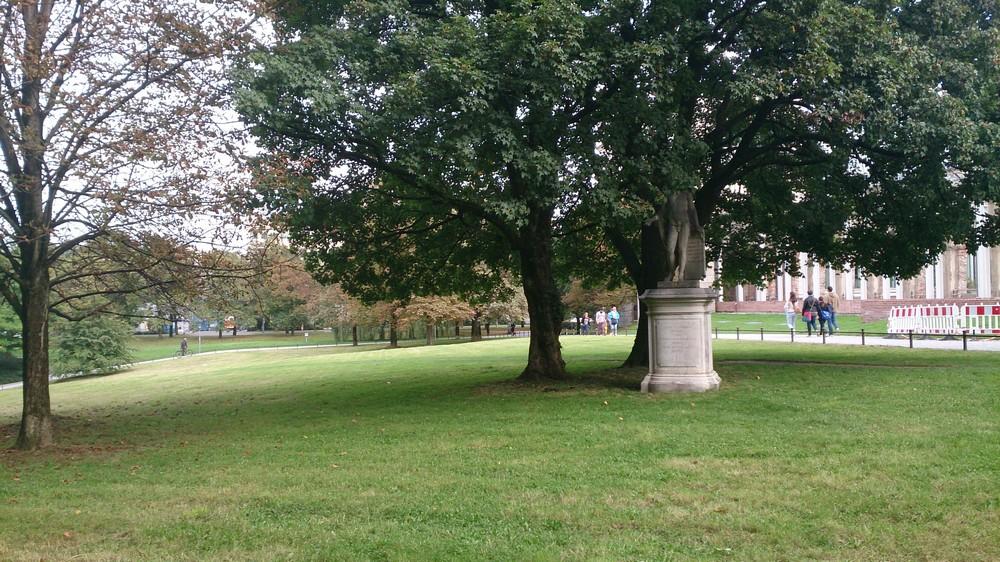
[0,341,380,392]
[712,330,1000,352]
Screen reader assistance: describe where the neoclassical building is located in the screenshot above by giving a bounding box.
[715,206,1000,318]
[622,202,999,320]
[722,241,1000,303]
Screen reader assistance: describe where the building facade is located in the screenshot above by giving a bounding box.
[716,241,1000,320]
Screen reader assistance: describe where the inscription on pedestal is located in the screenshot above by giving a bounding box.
[655,318,699,369]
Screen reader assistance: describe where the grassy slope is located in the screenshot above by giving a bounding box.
[0,315,874,385]
[131,331,349,362]
[713,312,888,333]
[0,338,998,561]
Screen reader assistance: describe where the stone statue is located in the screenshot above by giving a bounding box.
[640,191,719,394]
[655,190,705,285]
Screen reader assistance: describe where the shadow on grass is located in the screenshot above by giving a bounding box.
[478,366,645,395]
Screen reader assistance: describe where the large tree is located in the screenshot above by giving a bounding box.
[562,0,1000,366]
[237,0,637,381]
[0,1,255,449]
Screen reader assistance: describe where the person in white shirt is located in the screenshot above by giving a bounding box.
[783,292,798,330]
[607,306,621,336]
[595,308,607,336]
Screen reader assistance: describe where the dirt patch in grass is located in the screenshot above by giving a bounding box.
[1,416,138,465]
[1,442,136,469]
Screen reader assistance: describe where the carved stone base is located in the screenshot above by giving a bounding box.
[640,287,721,393]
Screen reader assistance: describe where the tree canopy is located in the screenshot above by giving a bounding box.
[237,0,645,381]
[0,0,257,449]
[238,0,998,374]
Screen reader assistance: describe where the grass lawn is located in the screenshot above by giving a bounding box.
[713,312,888,334]
[1,338,998,560]
[130,331,354,362]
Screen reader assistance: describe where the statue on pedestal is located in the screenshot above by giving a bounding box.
[653,190,705,286]
[640,189,720,393]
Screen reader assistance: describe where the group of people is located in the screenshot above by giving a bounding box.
[784,286,840,336]
[580,306,621,336]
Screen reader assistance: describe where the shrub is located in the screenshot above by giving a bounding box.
[52,316,134,376]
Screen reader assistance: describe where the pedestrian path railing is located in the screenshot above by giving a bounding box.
[711,327,1000,351]
[887,303,1000,335]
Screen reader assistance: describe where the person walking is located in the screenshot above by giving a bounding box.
[818,297,832,336]
[825,285,840,333]
[595,308,607,336]
[608,306,621,336]
[581,312,591,335]
[784,292,798,330]
[801,290,820,336]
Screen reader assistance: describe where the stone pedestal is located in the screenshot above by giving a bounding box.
[640,287,721,393]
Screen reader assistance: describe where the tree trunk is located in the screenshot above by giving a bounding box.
[14,16,56,448]
[485,322,490,336]
[454,324,460,338]
[352,324,358,346]
[517,219,567,381]
[426,321,435,345]
[218,325,223,338]
[622,221,668,368]
[232,325,237,337]
[623,300,650,367]
[389,310,399,348]
[16,271,53,450]
[471,314,482,341]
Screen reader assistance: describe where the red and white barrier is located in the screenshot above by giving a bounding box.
[963,304,1000,334]
[888,303,1000,335]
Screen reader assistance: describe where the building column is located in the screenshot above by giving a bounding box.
[925,264,935,299]
[977,245,992,298]
[736,285,744,302]
[882,277,891,300]
[797,254,809,296]
[925,257,945,300]
[845,267,854,300]
[992,248,1000,298]
[811,262,822,295]
[935,257,945,299]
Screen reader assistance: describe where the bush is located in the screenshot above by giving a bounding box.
[52,315,134,376]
